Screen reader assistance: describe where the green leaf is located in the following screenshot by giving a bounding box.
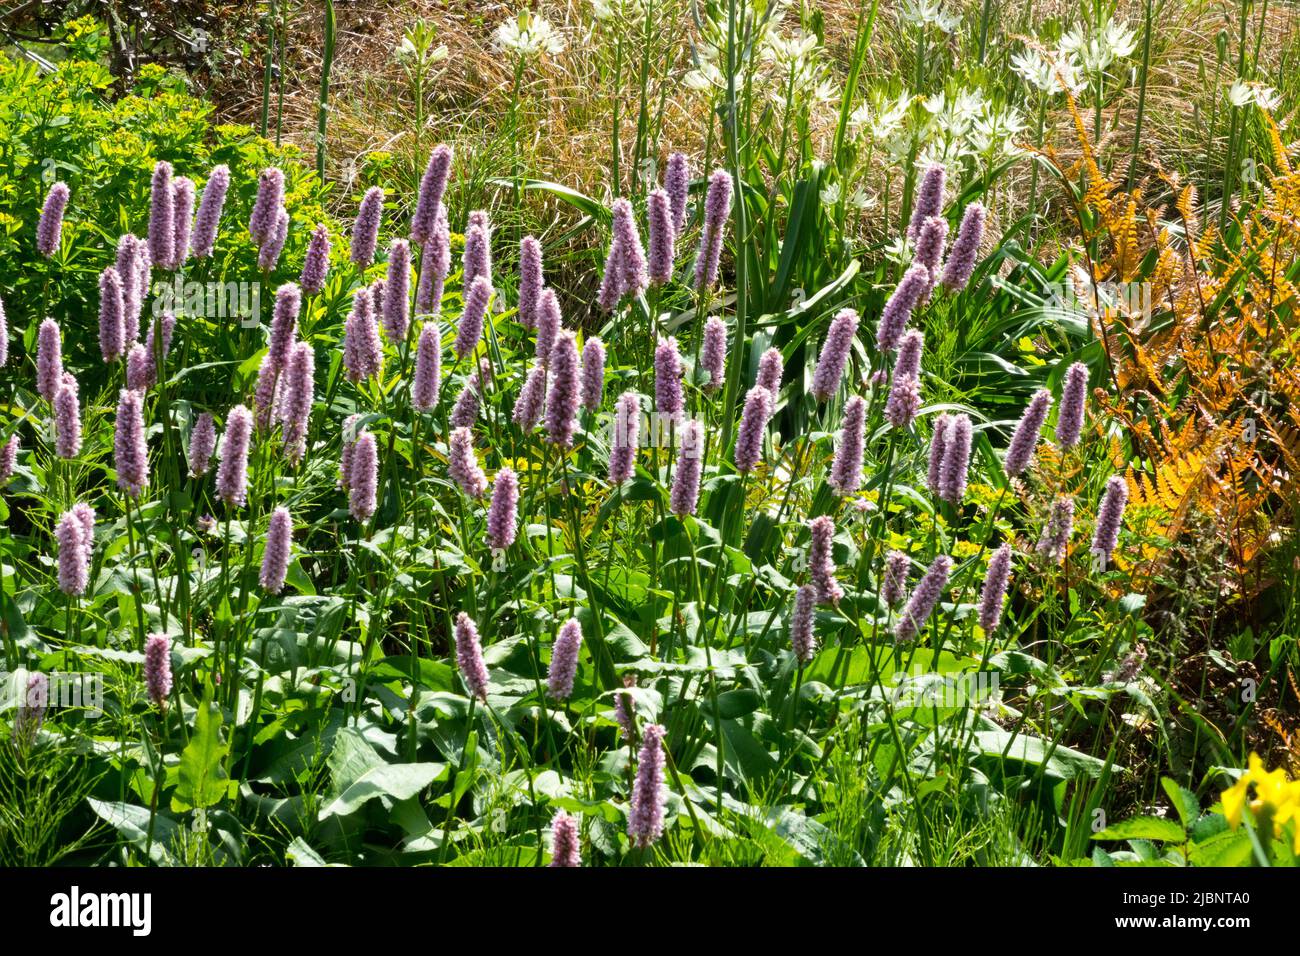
[1188,828,1253,867]
[319,762,447,819]
[87,799,182,865]
[172,699,232,812]
[1161,777,1200,830]
[1091,816,1186,844]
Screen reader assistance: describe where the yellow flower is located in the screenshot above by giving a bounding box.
[1221,754,1300,854]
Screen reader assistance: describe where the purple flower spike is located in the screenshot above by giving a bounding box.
[940,201,985,291]
[647,188,676,286]
[913,215,949,292]
[115,235,147,341]
[36,318,63,401]
[535,288,561,365]
[608,391,640,484]
[57,509,89,596]
[258,206,289,271]
[416,206,450,315]
[249,167,285,246]
[927,413,951,497]
[1003,388,1053,478]
[811,308,860,402]
[114,388,149,497]
[756,347,783,397]
[654,336,684,420]
[664,152,690,234]
[343,286,383,383]
[215,404,253,507]
[829,396,866,495]
[733,385,773,473]
[790,584,818,664]
[411,144,453,246]
[448,427,488,497]
[146,161,176,269]
[627,723,667,848]
[99,267,125,363]
[349,430,379,521]
[612,198,648,300]
[188,412,217,477]
[170,176,195,271]
[1090,476,1129,565]
[462,221,492,291]
[454,275,492,359]
[54,375,81,459]
[808,515,843,606]
[699,317,726,392]
[908,162,945,241]
[550,811,582,867]
[884,330,924,430]
[37,181,70,257]
[487,467,519,552]
[253,354,281,431]
[144,634,172,708]
[518,235,543,328]
[670,420,705,516]
[513,363,547,432]
[13,672,49,747]
[694,169,733,290]
[269,283,301,373]
[882,550,910,607]
[978,543,1013,634]
[279,341,316,465]
[126,344,150,391]
[190,164,230,259]
[412,321,442,411]
[260,506,293,594]
[300,223,331,295]
[382,238,412,342]
[597,237,624,313]
[548,618,583,700]
[351,186,385,267]
[142,310,176,386]
[454,612,490,701]
[937,413,972,505]
[1036,496,1075,564]
[895,554,952,643]
[1055,361,1088,449]
[877,264,930,352]
[545,331,581,448]
[0,434,19,483]
[339,415,361,490]
[580,336,605,412]
[450,377,480,430]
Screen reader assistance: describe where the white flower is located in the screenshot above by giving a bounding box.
[898,0,960,34]
[591,0,643,21]
[1011,49,1055,92]
[1229,79,1279,111]
[684,62,726,92]
[851,89,913,141]
[495,12,566,58]
[847,187,876,211]
[1011,48,1085,96]
[1227,80,1253,107]
[763,30,820,68]
[883,236,913,264]
[1103,21,1138,60]
[820,181,841,206]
